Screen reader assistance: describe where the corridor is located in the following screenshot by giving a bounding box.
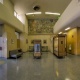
[0,52,80,80]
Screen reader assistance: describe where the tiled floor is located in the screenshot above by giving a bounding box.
[0,52,80,80]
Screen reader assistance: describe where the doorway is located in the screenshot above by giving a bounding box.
[15,31,20,49]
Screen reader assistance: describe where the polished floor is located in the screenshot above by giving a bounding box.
[0,52,80,80]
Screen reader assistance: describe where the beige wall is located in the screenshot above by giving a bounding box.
[77,27,80,54]
[0,0,29,57]
[67,28,77,55]
[24,17,28,34]
[20,33,28,52]
[3,23,29,58]
[4,24,17,58]
[20,34,54,53]
[0,2,23,32]
[28,35,53,52]
[3,0,14,14]
[0,0,56,56]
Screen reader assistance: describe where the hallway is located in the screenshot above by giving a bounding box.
[0,52,80,80]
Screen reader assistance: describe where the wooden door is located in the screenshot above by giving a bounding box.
[58,37,65,56]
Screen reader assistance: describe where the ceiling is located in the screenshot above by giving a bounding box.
[10,0,72,19]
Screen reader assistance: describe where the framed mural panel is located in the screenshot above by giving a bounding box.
[28,19,57,34]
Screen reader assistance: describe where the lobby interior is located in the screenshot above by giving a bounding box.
[0,0,80,80]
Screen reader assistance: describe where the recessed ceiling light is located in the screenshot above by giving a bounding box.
[45,12,60,15]
[65,27,70,31]
[26,12,42,15]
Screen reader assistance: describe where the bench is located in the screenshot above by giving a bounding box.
[41,46,48,52]
[9,49,23,59]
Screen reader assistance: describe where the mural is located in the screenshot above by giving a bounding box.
[28,19,57,34]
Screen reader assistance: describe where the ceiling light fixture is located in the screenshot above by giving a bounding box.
[26,12,42,15]
[65,27,70,31]
[58,32,62,34]
[45,12,60,15]
[65,78,71,80]
[33,12,42,14]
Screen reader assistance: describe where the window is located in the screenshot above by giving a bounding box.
[14,11,17,17]
[14,11,23,23]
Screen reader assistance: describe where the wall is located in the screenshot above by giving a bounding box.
[24,17,28,34]
[4,24,17,58]
[28,35,53,53]
[20,33,28,52]
[54,0,80,34]
[0,2,23,32]
[3,0,14,14]
[67,28,77,55]
[77,27,80,54]
[28,19,54,53]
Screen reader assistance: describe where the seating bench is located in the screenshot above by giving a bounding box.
[9,49,23,58]
[41,46,48,52]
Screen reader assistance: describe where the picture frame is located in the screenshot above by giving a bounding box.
[11,39,14,44]
[31,40,34,44]
[26,39,28,43]
[43,40,47,44]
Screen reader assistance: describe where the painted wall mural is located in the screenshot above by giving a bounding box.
[28,19,57,34]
